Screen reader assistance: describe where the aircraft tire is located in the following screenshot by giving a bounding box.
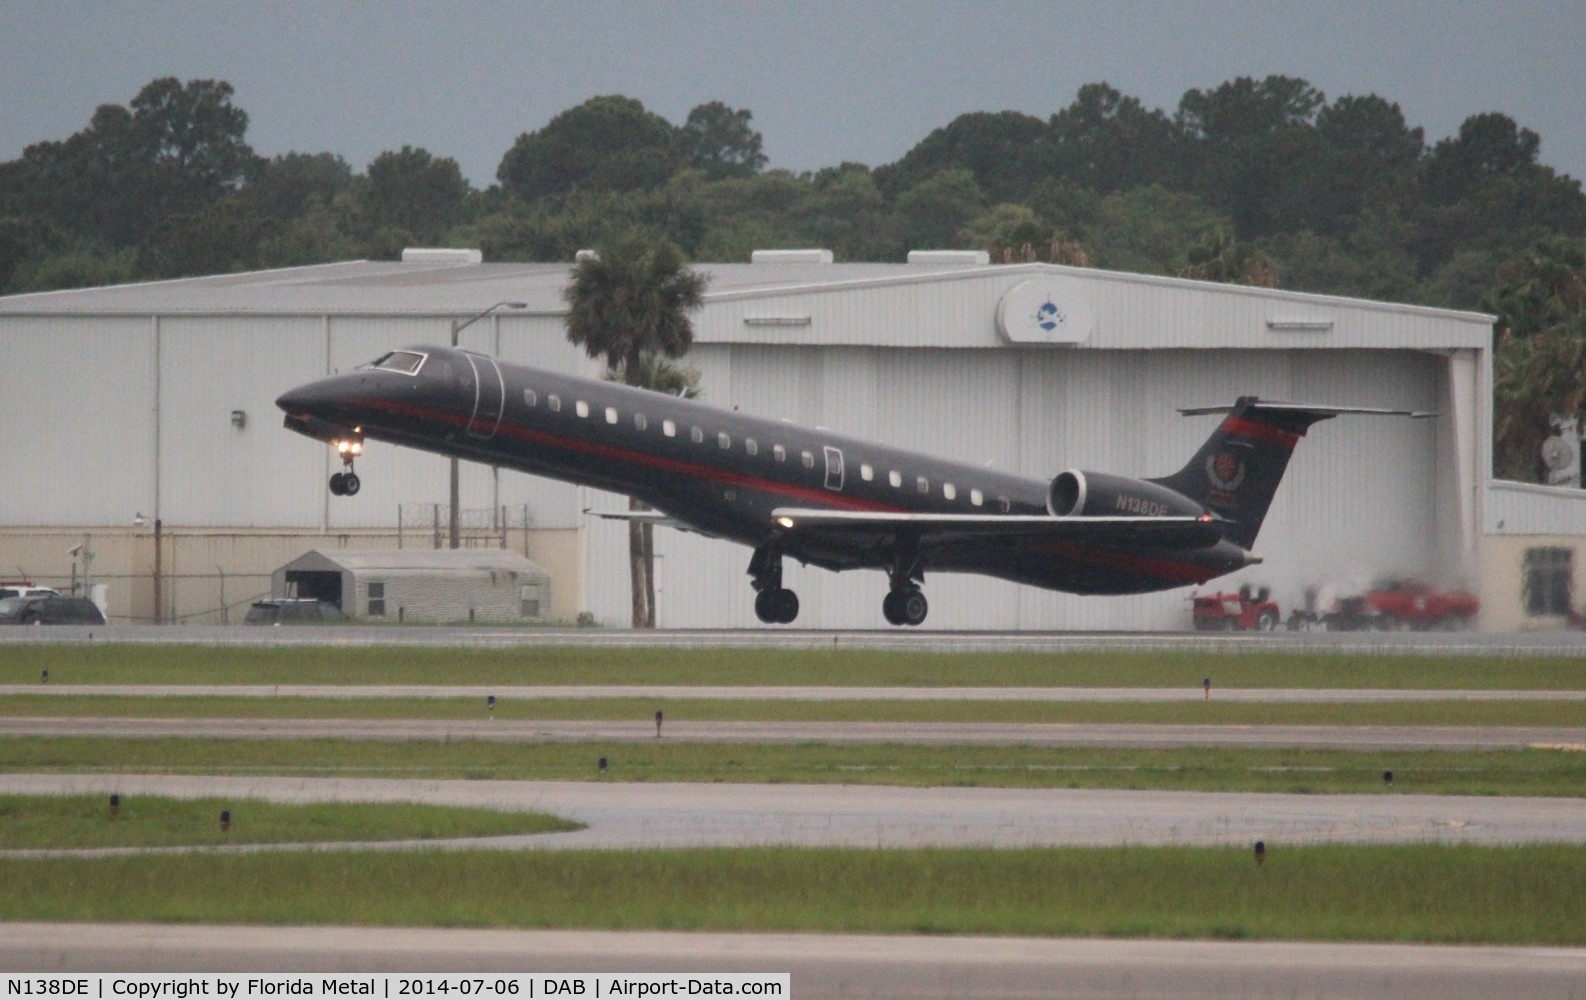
[771,587,799,624]
[329,473,346,496]
[900,588,929,627]
[753,589,776,624]
[342,472,361,496]
[882,590,905,626]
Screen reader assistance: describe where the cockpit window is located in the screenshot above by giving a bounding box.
[369,351,426,375]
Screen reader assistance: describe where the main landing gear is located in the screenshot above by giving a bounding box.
[882,541,928,627]
[749,547,799,624]
[328,436,362,496]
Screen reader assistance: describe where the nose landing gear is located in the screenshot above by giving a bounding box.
[328,436,363,496]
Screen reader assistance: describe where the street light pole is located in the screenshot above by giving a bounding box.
[448,301,527,549]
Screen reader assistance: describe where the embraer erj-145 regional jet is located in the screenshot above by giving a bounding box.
[277,346,1426,626]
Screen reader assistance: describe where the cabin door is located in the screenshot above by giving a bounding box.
[823,446,845,491]
[464,353,505,439]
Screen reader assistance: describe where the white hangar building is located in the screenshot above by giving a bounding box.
[0,248,1519,630]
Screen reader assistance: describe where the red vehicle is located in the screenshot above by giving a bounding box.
[1366,578,1480,630]
[1190,585,1281,631]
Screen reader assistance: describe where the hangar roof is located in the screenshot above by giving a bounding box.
[0,253,1493,352]
[0,258,1000,316]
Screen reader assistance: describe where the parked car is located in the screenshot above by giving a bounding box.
[0,595,106,625]
[1367,578,1480,630]
[1190,585,1281,631]
[0,584,60,600]
[243,598,345,625]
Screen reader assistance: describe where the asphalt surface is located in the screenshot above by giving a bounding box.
[4,923,1584,1000]
[8,683,1586,701]
[7,715,1586,750]
[6,773,1586,852]
[5,623,1586,655]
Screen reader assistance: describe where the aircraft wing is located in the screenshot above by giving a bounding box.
[769,508,1227,550]
[583,508,720,539]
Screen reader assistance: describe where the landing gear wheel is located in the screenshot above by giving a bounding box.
[754,587,799,624]
[329,472,347,496]
[882,590,905,626]
[883,587,928,627]
[341,472,360,496]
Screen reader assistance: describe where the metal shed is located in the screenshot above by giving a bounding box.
[272,548,551,624]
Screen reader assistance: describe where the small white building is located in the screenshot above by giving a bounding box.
[273,548,551,624]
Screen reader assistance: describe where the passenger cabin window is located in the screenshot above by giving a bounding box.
[547,395,561,412]
[690,426,705,444]
[888,470,902,488]
[745,439,758,456]
[634,414,648,431]
[605,406,618,424]
[997,495,1011,513]
[916,476,929,494]
[970,489,984,507]
[718,432,732,449]
[575,400,590,418]
[801,450,815,469]
[860,464,874,482]
[370,351,425,375]
[943,483,957,500]
[773,444,786,462]
[663,419,676,437]
[524,389,537,407]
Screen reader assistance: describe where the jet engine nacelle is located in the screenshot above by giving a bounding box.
[1047,470,1206,519]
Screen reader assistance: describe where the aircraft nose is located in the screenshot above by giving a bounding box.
[275,381,330,417]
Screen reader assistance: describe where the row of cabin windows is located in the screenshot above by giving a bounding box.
[524,388,1010,510]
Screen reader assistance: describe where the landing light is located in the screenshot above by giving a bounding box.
[776,516,796,529]
[335,440,363,456]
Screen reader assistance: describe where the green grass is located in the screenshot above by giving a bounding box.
[5,692,1585,727]
[3,844,1584,944]
[6,644,1586,689]
[5,738,1583,797]
[0,794,582,849]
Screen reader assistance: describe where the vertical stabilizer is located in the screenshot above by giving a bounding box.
[1149,397,1335,550]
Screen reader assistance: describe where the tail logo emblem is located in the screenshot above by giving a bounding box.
[1207,451,1246,492]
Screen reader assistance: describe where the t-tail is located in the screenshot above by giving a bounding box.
[1149,397,1432,550]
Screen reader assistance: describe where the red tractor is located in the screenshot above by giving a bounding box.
[1190,584,1282,632]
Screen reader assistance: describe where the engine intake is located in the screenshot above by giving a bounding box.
[1047,470,1206,519]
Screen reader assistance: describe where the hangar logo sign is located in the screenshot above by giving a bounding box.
[996,278,1093,344]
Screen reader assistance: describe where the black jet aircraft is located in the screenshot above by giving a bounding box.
[277,346,1426,626]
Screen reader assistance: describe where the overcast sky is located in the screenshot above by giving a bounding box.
[3,0,1583,190]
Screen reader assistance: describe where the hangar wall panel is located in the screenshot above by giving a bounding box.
[0,316,156,525]
[581,344,1447,631]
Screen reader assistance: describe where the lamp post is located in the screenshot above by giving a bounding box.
[449,302,527,549]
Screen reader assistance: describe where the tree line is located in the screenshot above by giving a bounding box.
[2,75,1584,479]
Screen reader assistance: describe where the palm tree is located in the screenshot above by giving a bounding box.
[564,235,708,627]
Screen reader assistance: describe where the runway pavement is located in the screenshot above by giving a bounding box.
[7,714,1586,750]
[5,623,1586,655]
[5,773,1586,852]
[8,683,1586,701]
[3,923,1584,1000]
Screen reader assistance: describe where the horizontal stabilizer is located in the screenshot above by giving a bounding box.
[1178,399,1436,419]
